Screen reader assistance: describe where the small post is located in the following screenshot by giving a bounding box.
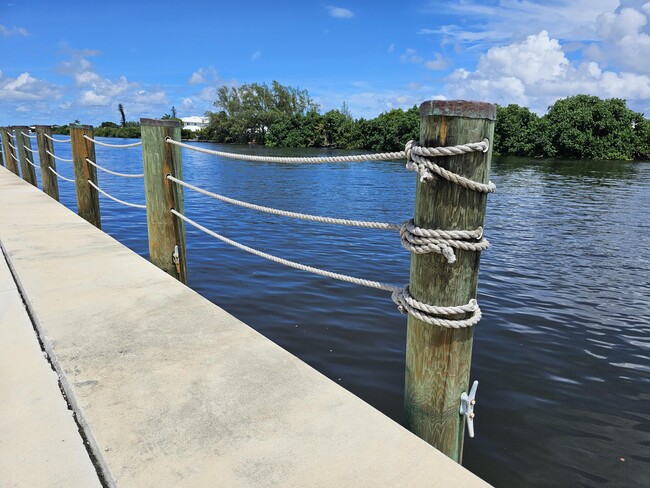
[35,125,60,201]
[70,124,101,228]
[140,118,187,284]
[1,127,20,175]
[404,100,495,462]
[14,126,37,186]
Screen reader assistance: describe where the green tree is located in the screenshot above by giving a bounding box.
[494,104,540,156]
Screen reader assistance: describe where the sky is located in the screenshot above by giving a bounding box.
[1,0,650,126]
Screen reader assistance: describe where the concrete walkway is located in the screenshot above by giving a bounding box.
[0,166,489,487]
[0,237,102,486]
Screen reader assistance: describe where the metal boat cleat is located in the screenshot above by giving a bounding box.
[460,380,479,438]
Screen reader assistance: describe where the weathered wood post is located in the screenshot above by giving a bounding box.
[70,124,101,228]
[140,119,187,284]
[404,100,495,462]
[1,127,20,175]
[35,125,60,201]
[14,126,37,186]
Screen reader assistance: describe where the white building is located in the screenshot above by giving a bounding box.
[181,116,209,132]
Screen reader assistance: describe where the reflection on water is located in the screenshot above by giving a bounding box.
[49,141,650,486]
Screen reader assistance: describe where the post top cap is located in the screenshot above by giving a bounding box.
[420,100,496,120]
[140,118,181,128]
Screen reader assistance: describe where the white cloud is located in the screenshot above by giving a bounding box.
[251,50,261,61]
[424,53,451,70]
[79,90,110,106]
[400,48,423,64]
[445,31,650,113]
[594,4,650,73]
[0,72,61,101]
[388,43,395,53]
[188,67,219,85]
[327,6,354,18]
[0,24,29,37]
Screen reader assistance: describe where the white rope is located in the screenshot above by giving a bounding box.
[87,180,146,209]
[83,134,142,148]
[85,157,144,179]
[24,145,37,154]
[10,152,18,161]
[405,140,495,193]
[21,131,37,139]
[167,175,401,231]
[400,219,489,264]
[46,150,73,163]
[7,142,16,150]
[25,157,40,170]
[171,210,483,328]
[171,209,401,292]
[48,166,74,183]
[44,134,71,143]
[391,286,482,328]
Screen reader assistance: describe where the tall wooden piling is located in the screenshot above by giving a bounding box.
[70,125,101,229]
[14,126,37,187]
[35,125,60,201]
[140,119,187,284]
[1,127,20,175]
[404,100,495,462]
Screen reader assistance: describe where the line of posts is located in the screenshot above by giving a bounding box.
[0,101,494,463]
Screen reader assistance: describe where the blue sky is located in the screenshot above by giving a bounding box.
[2,0,650,126]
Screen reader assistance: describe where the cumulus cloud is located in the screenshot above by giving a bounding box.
[593,3,650,73]
[424,53,451,70]
[0,72,61,101]
[251,50,261,61]
[401,48,450,70]
[189,66,219,85]
[327,6,354,18]
[400,48,423,64]
[0,24,29,37]
[445,30,650,113]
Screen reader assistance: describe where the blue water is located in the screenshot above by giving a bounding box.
[36,138,650,487]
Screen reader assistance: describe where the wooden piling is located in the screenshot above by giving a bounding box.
[404,100,495,462]
[70,125,101,229]
[1,127,20,175]
[14,126,37,187]
[35,126,60,201]
[140,119,187,284]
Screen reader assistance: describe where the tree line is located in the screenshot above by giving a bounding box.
[49,81,650,161]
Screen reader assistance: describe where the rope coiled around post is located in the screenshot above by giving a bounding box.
[85,157,144,178]
[405,139,496,193]
[400,219,489,264]
[391,286,481,328]
[83,134,143,148]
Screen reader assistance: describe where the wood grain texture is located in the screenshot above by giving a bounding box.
[70,125,101,229]
[141,119,187,284]
[1,127,20,175]
[35,126,60,201]
[404,100,495,462]
[14,126,37,187]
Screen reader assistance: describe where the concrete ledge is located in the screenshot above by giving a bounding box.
[0,243,102,487]
[0,166,489,487]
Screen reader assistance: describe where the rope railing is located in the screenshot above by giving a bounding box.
[25,157,40,170]
[83,134,143,148]
[7,141,16,150]
[21,131,37,139]
[24,145,38,154]
[166,175,402,231]
[48,166,75,183]
[85,157,144,178]
[46,150,73,163]
[44,133,71,143]
[87,180,146,209]
[170,209,481,328]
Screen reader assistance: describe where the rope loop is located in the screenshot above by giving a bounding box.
[44,134,71,143]
[400,219,489,263]
[391,285,481,328]
[405,138,496,193]
[83,134,143,148]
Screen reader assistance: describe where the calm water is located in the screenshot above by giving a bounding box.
[41,138,650,487]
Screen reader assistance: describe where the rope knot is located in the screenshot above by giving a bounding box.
[391,285,481,328]
[400,219,489,264]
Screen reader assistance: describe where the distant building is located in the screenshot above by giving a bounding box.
[181,116,209,132]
